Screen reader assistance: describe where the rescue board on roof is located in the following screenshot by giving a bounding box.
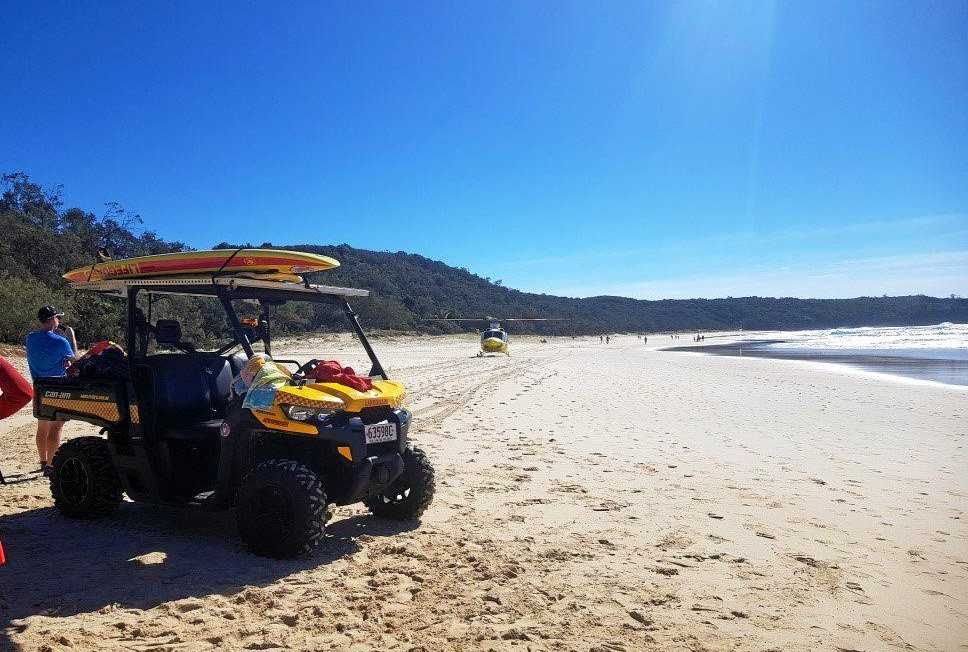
[63,249,339,283]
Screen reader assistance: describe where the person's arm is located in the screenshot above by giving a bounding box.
[61,326,79,356]
[56,331,77,368]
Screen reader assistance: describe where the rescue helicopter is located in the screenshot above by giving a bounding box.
[431,316,564,356]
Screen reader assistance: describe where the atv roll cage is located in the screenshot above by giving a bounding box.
[73,277,388,378]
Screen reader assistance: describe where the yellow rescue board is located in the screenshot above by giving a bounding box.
[64,248,339,283]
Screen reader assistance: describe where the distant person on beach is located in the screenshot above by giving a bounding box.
[600,335,603,343]
[26,306,78,475]
[606,335,610,344]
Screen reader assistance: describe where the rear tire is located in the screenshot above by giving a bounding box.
[50,436,122,518]
[365,446,435,519]
[236,459,328,558]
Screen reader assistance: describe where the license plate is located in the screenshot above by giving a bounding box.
[364,422,397,444]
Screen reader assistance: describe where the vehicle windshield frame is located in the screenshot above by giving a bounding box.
[118,283,388,379]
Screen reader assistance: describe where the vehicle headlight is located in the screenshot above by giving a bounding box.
[283,405,316,421]
[281,404,336,422]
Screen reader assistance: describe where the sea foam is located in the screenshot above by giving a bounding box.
[762,322,968,351]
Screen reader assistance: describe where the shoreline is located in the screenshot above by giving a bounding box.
[665,339,968,388]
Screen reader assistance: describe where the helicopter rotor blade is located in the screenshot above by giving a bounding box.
[426,317,569,321]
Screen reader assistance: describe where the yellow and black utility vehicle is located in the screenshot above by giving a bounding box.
[34,274,434,558]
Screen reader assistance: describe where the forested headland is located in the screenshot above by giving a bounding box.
[2,172,965,346]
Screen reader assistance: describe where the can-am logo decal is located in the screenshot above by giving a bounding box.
[43,391,110,401]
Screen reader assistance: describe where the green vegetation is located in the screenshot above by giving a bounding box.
[2,172,966,347]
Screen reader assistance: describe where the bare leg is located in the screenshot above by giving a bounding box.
[46,421,66,463]
[36,421,51,465]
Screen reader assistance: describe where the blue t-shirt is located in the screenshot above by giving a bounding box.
[26,330,74,380]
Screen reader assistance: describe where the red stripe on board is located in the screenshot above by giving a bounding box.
[96,257,329,279]
[65,253,334,282]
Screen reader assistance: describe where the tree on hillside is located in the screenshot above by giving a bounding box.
[1,171,966,345]
[0,172,63,230]
[0,172,188,343]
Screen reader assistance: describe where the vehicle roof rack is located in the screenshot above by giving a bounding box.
[69,276,370,299]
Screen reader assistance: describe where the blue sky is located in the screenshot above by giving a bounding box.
[2,1,966,299]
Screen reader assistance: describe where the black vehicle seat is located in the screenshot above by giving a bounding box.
[145,354,222,441]
[146,321,246,440]
[155,319,196,353]
[154,319,181,345]
[196,354,233,415]
[152,318,232,412]
[227,351,248,377]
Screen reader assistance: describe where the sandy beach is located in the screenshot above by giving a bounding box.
[1,334,966,651]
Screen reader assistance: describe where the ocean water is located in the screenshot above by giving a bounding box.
[677,323,968,386]
[761,322,968,353]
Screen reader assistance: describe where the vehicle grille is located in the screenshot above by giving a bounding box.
[359,406,394,425]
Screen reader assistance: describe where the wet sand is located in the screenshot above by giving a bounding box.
[669,339,968,387]
[1,334,966,651]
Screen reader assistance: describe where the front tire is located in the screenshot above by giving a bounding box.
[365,446,435,519]
[236,459,328,558]
[50,436,122,518]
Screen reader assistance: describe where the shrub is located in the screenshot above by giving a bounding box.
[0,274,72,343]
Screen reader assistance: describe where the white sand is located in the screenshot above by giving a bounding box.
[1,334,965,651]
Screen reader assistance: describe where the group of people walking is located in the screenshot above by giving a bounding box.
[0,305,78,479]
[667,333,705,341]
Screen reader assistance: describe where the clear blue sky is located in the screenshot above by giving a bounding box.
[2,1,966,299]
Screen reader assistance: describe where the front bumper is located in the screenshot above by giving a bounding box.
[341,451,405,505]
[314,407,410,459]
[240,406,411,506]
[317,408,410,505]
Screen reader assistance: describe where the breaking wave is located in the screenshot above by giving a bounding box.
[763,322,968,351]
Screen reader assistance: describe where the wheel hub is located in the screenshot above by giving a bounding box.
[58,458,91,506]
[252,485,294,538]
